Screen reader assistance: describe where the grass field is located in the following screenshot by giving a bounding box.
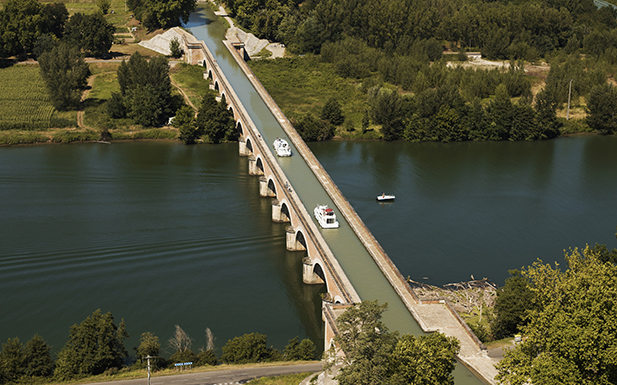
[249,372,314,385]
[248,56,383,138]
[170,62,213,109]
[0,65,56,130]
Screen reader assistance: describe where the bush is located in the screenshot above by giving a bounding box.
[51,130,98,143]
[283,337,316,361]
[168,350,197,366]
[221,333,277,364]
[468,322,491,343]
[196,350,217,366]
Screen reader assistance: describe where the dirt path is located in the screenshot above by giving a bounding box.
[171,78,198,112]
[77,74,99,129]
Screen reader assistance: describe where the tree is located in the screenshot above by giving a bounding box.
[390,333,460,385]
[41,3,69,39]
[293,113,334,141]
[32,33,57,58]
[486,84,512,141]
[136,0,197,29]
[496,246,617,385]
[491,270,535,340]
[220,333,275,364]
[586,84,617,135]
[54,310,129,380]
[0,0,43,57]
[369,88,403,140]
[23,335,53,378]
[168,325,193,354]
[195,94,237,143]
[176,105,198,144]
[0,338,25,383]
[38,41,91,110]
[169,37,182,58]
[320,97,344,126]
[135,332,160,364]
[64,12,114,57]
[283,337,316,361]
[114,53,176,127]
[333,301,398,385]
[331,300,460,385]
[96,0,111,14]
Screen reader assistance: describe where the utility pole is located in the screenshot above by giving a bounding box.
[146,355,153,385]
[567,79,574,120]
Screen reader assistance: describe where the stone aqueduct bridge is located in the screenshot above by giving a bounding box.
[179,29,498,384]
[183,33,362,346]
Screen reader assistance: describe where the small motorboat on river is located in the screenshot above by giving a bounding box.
[314,204,339,228]
[273,137,292,157]
[376,193,395,201]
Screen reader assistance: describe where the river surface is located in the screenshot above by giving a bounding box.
[2,136,616,376]
[310,136,617,286]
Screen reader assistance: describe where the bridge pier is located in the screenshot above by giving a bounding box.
[248,155,263,175]
[286,226,305,251]
[238,139,250,156]
[303,257,325,284]
[271,199,290,222]
[259,176,275,197]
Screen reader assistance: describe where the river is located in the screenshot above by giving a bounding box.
[2,136,615,376]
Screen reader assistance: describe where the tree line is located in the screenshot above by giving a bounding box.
[227,0,617,142]
[0,0,115,59]
[0,309,316,384]
[225,0,615,61]
[127,0,196,30]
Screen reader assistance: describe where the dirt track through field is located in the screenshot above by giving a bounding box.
[77,74,99,129]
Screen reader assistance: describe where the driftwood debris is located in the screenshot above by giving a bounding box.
[408,278,498,317]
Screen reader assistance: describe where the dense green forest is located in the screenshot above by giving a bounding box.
[233,0,617,141]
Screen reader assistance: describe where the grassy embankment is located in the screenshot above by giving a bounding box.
[15,363,315,385]
[249,55,592,138]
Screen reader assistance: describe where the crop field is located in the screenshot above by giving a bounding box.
[0,65,56,130]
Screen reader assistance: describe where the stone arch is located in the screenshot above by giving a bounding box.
[295,230,307,250]
[260,178,276,196]
[246,138,253,153]
[214,80,220,92]
[267,178,277,197]
[207,69,213,79]
[280,202,291,222]
[256,157,265,174]
[313,263,326,284]
[228,105,234,116]
[236,121,243,135]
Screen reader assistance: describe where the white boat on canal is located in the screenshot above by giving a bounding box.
[273,137,292,157]
[314,204,339,229]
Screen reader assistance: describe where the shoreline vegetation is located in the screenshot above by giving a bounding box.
[1,0,615,146]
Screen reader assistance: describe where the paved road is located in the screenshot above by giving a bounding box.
[87,363,323,385]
